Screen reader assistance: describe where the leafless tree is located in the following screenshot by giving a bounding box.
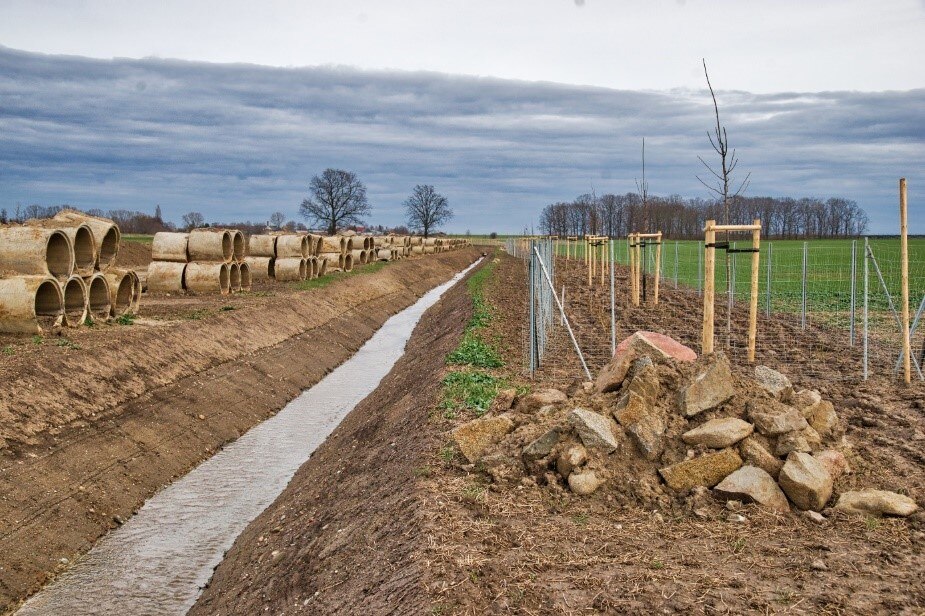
[404,184,453,238]
[299,168,370,235]
[182,211,205,230]
[268,211,286,229]
[635,138,650,232]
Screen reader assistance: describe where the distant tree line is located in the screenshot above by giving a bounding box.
[538,193,869,239]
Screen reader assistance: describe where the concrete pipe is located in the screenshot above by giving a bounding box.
[343,236,356,253]
[276,234,309,259]
[423,238,437,247]
[0,275,64,334]
[307,256,318,279]
[244,256,274,281]
[411,245,424,255]
[274,257,305,282]
[188,229,233,263]
[104,268,135,316]
[318,252,342,272]
[350,249,366,265]
[317,257,328,277]
[85,273,112,322]
[321,236,346,254]
[152,232,190,262]
[0,226,74,278]
[248,234,277,258]
[147,261,187,292]
[374,236,389,248]
[308,234,323,256]
[231,230,246,261]
[52,209,121,270]
[26,221,97,276]
[343,253,354,272]
[229,262,242,292]
[376,248,392,261]
[62,275,88,327]
[185,261,230,295]
[239,261,252,290]
[128,269,141,313]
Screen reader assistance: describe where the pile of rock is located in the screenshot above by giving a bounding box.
[450,331,919,519]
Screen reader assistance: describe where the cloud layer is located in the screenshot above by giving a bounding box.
[1,46,922,233]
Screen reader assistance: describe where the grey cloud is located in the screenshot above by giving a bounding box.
[0,46,923,232]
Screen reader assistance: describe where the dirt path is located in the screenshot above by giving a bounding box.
[189,251,476,615]
[0,249,478,614]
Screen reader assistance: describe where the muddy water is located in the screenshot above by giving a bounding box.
[17,259,481,616]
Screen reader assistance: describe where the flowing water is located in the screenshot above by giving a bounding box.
[17,259,481,616]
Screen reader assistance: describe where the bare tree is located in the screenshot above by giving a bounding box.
[635,138,650,232]
[697,59,750,223]
[404,184,453,238]
[182,211,205,230]
[268,211,286,229]
[299,169,370,234]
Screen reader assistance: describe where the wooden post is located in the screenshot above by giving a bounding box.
[600,237,606,286]
[703,220,716,354]
[653,232,663,304]
[900,178,911,383]
[748,219,761,363]
[587,238,593,287]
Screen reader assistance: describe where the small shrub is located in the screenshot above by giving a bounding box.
[441,370,501,415]
[115,313,136,326]
[32,335,43,345]
[446,333,503,368]
[56,338,81,350]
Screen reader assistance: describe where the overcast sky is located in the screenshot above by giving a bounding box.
[1,1,923,232]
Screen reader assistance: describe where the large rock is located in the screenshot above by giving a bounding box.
[568,469,603,496]
[778,452,833,511]
[612,390,665,461]
[557,444,588,477]
[516,388,567,413]
[682,417,754,449]
[754,365,793,399]
[808,401,841,439]
[835,489,919,517]
[747,400,808,436]
[775,426,822,456]
[569,408,621,453]
[522,429,560,460]
[814,449,850,481]
[739,436,784,478]
[714,466,790,512]
[626,359,661,402]
[595,331,696,393]
[452,415,515,463]
[678,353,736,417]
[789,389,823,417]
[658,448,743,491]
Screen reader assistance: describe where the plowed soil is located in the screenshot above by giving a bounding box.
[0,249,478,614]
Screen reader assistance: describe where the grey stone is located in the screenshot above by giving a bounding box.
[714,465,790,512]
[747,400,808,436]
[522,429,560,460]
[678,353,736,417]
[778,452,833,511]
[568,470,603,496]
[612,390,665,461]
[682,417,754,448]
[739,436,784,479]
[835,490,919,517]
[569,408,621,453]
[516,388,567,413]
[775,426,822,456]
[754,365,793,398]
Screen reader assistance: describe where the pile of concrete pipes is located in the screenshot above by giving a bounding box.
[415,237,469,254]
[0,210,140,334]
[373,235,412,261]
[149,228,251,295]
[244,232,325,282]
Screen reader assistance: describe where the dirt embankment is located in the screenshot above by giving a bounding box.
[0,249,478,614]
[189,254,476,615]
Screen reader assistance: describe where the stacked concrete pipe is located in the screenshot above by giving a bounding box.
[150,228,246,294]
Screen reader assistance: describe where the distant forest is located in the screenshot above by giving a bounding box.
[539,193,869,239]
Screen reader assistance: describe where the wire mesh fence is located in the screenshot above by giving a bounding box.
[515,236,924,383]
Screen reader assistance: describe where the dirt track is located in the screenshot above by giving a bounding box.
[0,248,478,614]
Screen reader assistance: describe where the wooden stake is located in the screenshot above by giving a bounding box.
[703,220,716,354]
[653,231,662,304]
[587,238,593,287]
[600,238,606,286]
[748,219,761,363]
[900,178,911,383]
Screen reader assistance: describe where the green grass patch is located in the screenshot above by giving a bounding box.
[115,313,136,325]
[440,370,503,416]
[446,332,503,368]
[292,261,388,291]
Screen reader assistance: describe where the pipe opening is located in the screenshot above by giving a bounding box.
[299,259,308,280]
[268,258,276,278]
[232,232,245,261]
[46,232,73,277]
[219,264,230,294]
[239,263,252,290]
[87,276,111,320]
[63,278,87,325]
[229,263,241,291]
[98,227,119,267]
[113,275,133,314]
[221,232,233,262]
[34,280,64,329]
[73,226,96,273]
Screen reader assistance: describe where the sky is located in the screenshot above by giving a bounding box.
[1,0,923,233]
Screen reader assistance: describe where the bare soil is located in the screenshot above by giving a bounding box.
[0,249,478,614]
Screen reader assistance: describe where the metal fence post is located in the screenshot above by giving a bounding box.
[863,237,869,379]
[801,241,808,330]
[610,238,616,355]
[766,242,772,317]
[850,239,857,346]
[529,240,536,376]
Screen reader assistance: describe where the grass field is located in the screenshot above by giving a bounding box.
[122,234,153,244]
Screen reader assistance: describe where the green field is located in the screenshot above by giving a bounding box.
[122,234,154,244]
